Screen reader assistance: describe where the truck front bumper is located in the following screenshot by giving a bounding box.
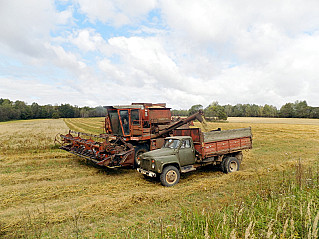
[137,168,156,177]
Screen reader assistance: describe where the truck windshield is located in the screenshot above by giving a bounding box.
[163,139,180,149]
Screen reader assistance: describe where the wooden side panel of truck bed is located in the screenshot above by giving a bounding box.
[201,136,252,158]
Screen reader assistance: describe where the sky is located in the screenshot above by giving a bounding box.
[0,0,319,110]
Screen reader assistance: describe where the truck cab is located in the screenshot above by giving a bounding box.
[137,136,197,186]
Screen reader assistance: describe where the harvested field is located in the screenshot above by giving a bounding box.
[1,117,319,238]
[228,117,319,125]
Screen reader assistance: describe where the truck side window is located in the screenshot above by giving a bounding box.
[185,139,191,148]
[181,139,191,149]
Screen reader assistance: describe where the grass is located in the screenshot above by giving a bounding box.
[130,163,319,238]
[63,117,105,134]
[0,117,319,238]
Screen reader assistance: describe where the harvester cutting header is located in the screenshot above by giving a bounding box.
[57,103,204,168]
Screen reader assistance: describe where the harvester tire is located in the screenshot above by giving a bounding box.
[134,144,149,168]
[223,157,240,173]
[160,165,180,187]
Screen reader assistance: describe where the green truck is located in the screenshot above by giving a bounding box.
[137,127,252,186]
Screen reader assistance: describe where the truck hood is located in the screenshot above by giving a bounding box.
[142,148,176,158]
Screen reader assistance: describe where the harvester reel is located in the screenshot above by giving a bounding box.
[57,131,135,168]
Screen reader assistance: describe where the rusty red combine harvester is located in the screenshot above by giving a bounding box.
[57,103,204,168]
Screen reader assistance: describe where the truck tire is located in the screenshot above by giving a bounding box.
[160,166,180,187]
[134,144,149,168]
[221,156,230,172]
[220,158,226,172]
[223,157,240,173]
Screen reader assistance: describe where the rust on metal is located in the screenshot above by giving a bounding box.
[56,103,204,168]
[59,131,134,167]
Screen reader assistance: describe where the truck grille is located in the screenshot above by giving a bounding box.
[140,158,151,170]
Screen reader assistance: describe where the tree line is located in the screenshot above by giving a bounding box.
[172,100,319,120]
[1,98,318,122]
[0,98,106,122]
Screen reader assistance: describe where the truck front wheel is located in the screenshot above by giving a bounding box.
[223,157,240,173]
[160,166,180,187]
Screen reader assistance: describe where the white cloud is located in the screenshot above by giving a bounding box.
[69,29,106,52]
[0,0,56,58]
[56,6,74,25]
[1,0,319,109]
[106,36,180,86]
[76,0,158,26]
[0,77,80,105]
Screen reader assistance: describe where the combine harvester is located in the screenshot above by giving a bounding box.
[56,103,204,168]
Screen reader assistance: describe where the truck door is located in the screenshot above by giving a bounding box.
[178,139,195,166]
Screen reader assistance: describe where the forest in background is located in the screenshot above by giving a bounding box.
[0,98,318,122]
[173,100,319,120]
[0,98,106,122]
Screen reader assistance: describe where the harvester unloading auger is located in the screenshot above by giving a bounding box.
[56,103,204,168]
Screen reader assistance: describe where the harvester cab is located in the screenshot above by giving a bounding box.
[104,103,171,139]
[56,103,204,168]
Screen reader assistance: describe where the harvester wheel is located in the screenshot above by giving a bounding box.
[223,157,240,173]
[160,165,180,187]
[134,145,149,168]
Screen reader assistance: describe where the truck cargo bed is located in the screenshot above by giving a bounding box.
[173,127,252,158]
[201,127,252,158]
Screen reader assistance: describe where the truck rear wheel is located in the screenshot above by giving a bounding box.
[160,166,180,187]
[223,157,240,173]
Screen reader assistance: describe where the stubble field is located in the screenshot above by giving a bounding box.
[1,117,319,238]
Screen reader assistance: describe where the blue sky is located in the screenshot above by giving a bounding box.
[0,0,319,109]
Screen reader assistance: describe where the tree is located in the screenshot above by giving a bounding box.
[205,102,227,120]
[52,111,60,119]
[248,104,263,117]
[224,104,233,116]
[80,107,90,118]
[294,100,310,118]
[188,104,203,116]
[279,103,294,118]
[262,104,278,117]
[310,107,319,118]
[14,100,32,120]
[31,102,40,118]
[0,105,9,121]
[93,106,107,117]
[58,104,75,118]
[232,104,244,117]
[171,109,188,116]
[73,105,81,118]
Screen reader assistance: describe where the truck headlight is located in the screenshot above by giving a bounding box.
[151,159,155,169]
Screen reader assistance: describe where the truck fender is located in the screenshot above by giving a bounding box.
[134,144,149,168]
[160,162,180,174]
[234,151,243,163]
